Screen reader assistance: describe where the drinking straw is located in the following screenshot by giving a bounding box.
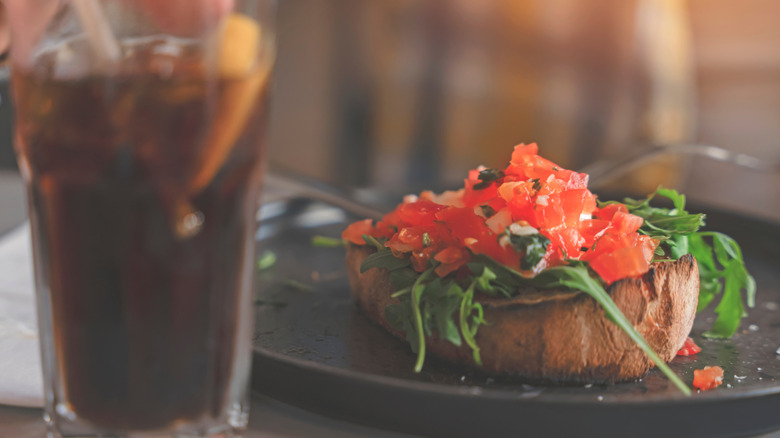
[71,0,120,63]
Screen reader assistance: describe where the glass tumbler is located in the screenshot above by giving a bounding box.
[5,0,275,436]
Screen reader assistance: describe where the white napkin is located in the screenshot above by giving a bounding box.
[0,225,44,407]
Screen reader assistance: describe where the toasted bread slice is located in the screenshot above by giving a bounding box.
[346,244,699,383]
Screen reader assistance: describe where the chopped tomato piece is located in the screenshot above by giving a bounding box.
[342,219,374,245]
[385,226,434,254]
[581,190,598,215]
[510,142,539,161]
[612,211,644,234]
[535,195,566,230]
[513,154,559,180]
[433,246,471,277]
[579,219,611,248]
[410,246,436,272]
[560,170,589,190]
[677,337,702,356]
[559,189,589,228]
[463,178,499,207]
[435,207,491,243]
[498,181,537,225]
[597,203,628,221]
[693,366,724,391]
[396,201,446,227]
[546,227,584,260]
[589,245,650,284]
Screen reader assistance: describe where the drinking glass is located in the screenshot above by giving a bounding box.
[5,0,275,436]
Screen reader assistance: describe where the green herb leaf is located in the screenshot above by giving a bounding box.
[426,282,464,346]
[257,250,277,271]
[390,267,418,291]
[505,232,551,270]
[703,259,747,338]
[473,168,505,190]
[360,250,410,273]
[459,280,485,366]
[411,269,435,372]
[362,234,386,251]
[385,301,418,351]
[480,205,497,218]
[312,235,345,247]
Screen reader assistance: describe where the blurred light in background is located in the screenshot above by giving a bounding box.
[266,0,779,220]
[0,0,777,219]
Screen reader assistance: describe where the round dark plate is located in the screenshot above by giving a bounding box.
[251,197,780,438]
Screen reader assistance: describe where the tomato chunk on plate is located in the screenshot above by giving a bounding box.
[693,366,724,391]
[676,337,702,356]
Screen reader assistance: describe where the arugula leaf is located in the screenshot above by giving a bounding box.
[389,267,418,291]
[696,232,756,338]
[459,280,486,366]
[362,234,386,251]
[385,301,419,351]
[411,269,435,372]
[601,188,705,242]
[424,281,464,346]
[704,260,746,338]
[360,250,410,273]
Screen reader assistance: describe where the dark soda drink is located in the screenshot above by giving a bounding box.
[12,37,270,432]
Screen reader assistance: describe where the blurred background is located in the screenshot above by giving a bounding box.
[1,0,779,220]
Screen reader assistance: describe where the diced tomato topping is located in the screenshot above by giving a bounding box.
[512,153,558,180]
[435,207,490,242]
[510,142,539,161]
[579,219,611,248]
[410,246,436,272]
[589,244,650,285]
[343,143,657,284]
[559,189,589,228]
[561,170,590,190]
[693,366,724,391]
[463,180,499,208]
[386,226,430,254]
[546,227,584,260]
[582,190,598,215]
[499,181,537,226]
[535,195,566,230]
[396,201,446,227]
[597,203,628,221]
[612,211,644,234]
[677,337,702,356]
[342,219,375,245]
[433,246,471,277]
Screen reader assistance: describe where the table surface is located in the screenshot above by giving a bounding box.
[0,169,777,438]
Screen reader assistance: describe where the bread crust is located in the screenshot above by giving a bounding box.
[346,244,699,383]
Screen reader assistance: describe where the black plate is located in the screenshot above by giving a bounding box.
[251,197,780,438]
